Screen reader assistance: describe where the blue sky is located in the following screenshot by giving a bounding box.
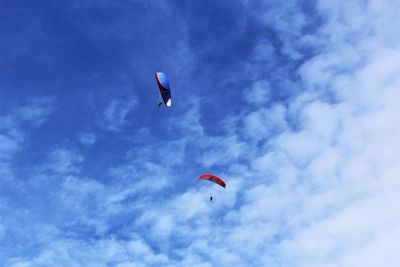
[1,0,400,266]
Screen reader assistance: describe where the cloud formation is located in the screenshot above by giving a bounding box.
[1,0,400,266]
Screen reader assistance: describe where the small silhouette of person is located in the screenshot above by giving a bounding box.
[210,196,213,202]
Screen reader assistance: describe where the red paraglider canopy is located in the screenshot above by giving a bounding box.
[198,174,226,188]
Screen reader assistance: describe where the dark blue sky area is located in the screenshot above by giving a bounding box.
[0,0,322,189]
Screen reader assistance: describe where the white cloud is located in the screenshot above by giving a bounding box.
[0,131,23,160]
[0,97,53,160]
[15,97,54,126]
[242,104,287,140]
[0,97,53,188]
[243,80,271,105]
[250,1,306,35]
[102,97,138,131]
[78,132,97,146]
[46,148,83,175]
[251,40,275,63]
[229,0,400,266]
[7,237,171,267]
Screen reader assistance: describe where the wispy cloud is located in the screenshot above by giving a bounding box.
[78,132,97,146]
[45,148,83,175]
[15,97,54,126]
[0,97,53,159]
[101,97,138,131]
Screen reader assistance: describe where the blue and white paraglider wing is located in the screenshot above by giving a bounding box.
[155,72,172,107]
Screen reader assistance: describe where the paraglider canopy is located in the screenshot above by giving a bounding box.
[198,174,226,188]
[155,72,172,107]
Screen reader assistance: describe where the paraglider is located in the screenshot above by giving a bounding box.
[155,72,172,107]
[198,174,226,202]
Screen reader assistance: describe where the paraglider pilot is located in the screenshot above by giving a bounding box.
[197,174,226,203]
